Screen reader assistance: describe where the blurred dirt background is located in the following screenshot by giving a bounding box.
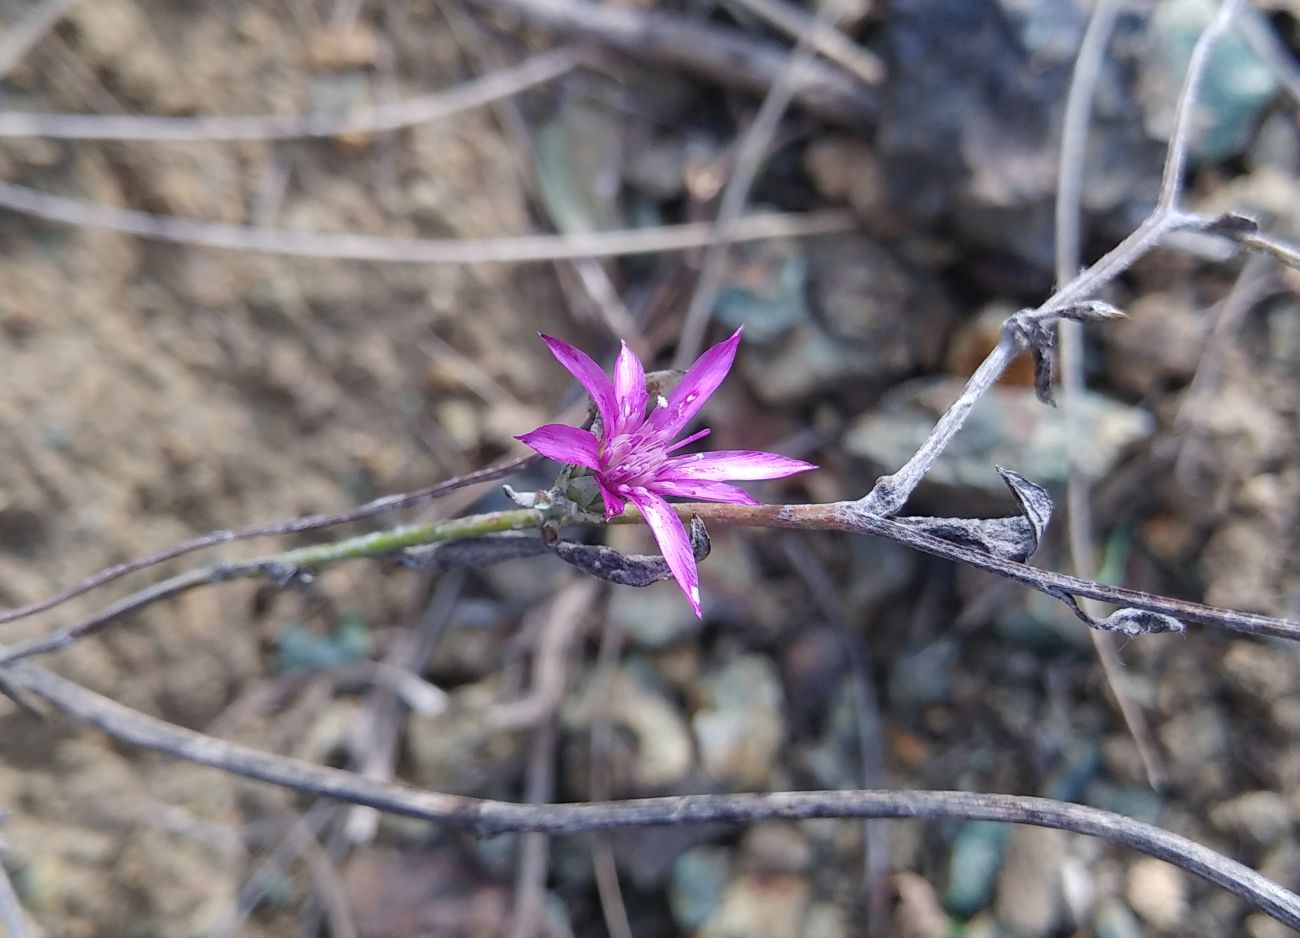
[0,0,1297,936]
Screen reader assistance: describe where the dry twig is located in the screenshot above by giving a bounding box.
[9,660,1300,930]
[1054,0,1166,791]
[781,535,889,924]
[672,0,841,368]
[0,453,539,628]
[0,180,855,263]
[861,0,1247,518]
[0,0,82,80]
[723,0,884,86]
[0,49,578,140]
[4,494,1296,675]
[462,0,876,125]
[588,616,635,938]
[504,583,595,938]
[0,848,34,938]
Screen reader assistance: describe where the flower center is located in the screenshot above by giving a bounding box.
[601,430,667,487]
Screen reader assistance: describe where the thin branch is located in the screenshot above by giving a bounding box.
[0,453,540,628]
[1225,224,1300,271]
[5,494,1297,672]
[0,180,856,263]
[0,0,82,80]
[442,18,648,355]
[1173,253,1275,484]
[10,660,1300,931]
[1240,4,1300,104]
[1054,0,1121,290]
[860,0,1246,517]
[672,0,837,369]
[588,616,635,938]
[212,803,340,938]
[0,848,34,938]
[780,535,889,924]
[340,571,465,845]
[0,509,545,665]
[723,0,884,86]
[662,501,1300,640]
[0,49,578,140]
[295,820,360,938]
[1055,0,1167,791]
[461,0,876,125]
[505,584,593,938]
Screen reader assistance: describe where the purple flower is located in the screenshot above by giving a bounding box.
[516,328,815,617]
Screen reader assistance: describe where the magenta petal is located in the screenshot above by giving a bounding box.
[612,341,648,435]
[626,488,701,618]
[661,450,817,481]
[645,478,760,505]
[599,484,627,520]
[540,334,617,432]
[515,423,601,469]
[649,328,742,437]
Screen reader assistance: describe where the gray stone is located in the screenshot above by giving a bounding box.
[1125,858,1187,931]
[692,655,787,788]
[669,846,732,932]
[1209,791,1294,847]
[946,821,1010,917]
[994,826,1067,937]
[697,872,810,938]
[1140,0,1278,163]
[563,663,694,792]
[1093,898,1148,938]
[845,379,1153,502]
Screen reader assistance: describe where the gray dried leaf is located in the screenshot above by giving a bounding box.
[1203,211,1260,239]
[1007,312,1058,405]
[895,468,1053,562]
[996,466,1052,548]
[551,516,711,587]
[896,515,1038,562]
[1006,303,1125,407]
[1056,300,1126,323]
[1092,608,1186,635]
[1059,594,1186,635]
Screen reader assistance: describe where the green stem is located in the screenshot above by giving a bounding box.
[273,508,543,568]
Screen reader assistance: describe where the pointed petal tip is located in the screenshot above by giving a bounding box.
[515,423,601,469]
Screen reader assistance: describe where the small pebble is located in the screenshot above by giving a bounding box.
[669,846,732,932]
[1210,791,1293,847]
[1125,858,1187,931]
[697,872,810,938]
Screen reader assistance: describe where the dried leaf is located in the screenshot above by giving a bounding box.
[1202,211,1260,239]
[552,516,711,586]
[1059,594,1186,635]
[1056,300,1126,323]
[1092,608,1186,635]
[896,468,1053,562]
[996,466,1052,548]
[1006,312,1058,405]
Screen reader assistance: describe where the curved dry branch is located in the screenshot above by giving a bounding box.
[860,0,1246,517]
[9,661,1299,931]
[0,181,855,264]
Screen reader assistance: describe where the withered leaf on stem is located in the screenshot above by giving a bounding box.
[893,467,1053,563]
